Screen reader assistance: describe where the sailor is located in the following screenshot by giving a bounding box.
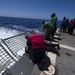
[42,15,54,40]
[51,13,58,35]
[25,31,46,70]
[25,31,60,70]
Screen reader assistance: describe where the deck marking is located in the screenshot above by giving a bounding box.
[40,52,56,75]
[40,44,75,75]
[60,44,75,51]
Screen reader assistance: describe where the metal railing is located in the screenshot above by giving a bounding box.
[2,33,27,59]
[0,43,15,72]
[0,32,28,73]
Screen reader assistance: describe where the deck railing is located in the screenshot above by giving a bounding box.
[0,43,15,72]
[0,32,27,73]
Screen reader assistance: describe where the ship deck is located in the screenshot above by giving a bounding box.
[0,30,75,75]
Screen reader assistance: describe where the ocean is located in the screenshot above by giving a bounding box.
[0,16,61,39]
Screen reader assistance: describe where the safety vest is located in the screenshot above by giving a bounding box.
[29,34,46,49]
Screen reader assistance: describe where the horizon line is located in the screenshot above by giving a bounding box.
[0,15,49,20]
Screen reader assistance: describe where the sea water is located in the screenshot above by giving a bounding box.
[0,16,61,39]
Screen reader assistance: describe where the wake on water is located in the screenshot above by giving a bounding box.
[0,27,42,39]
[0,27,20,39]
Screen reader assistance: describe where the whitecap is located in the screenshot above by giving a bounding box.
[0,27,20,39]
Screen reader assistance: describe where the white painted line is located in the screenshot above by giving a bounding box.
[60,44,75,51]
[47,52,56,66]
[40,52,56,75]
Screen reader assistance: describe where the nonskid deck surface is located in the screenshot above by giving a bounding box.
[10,54,35,75]
[54,31,75,75]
